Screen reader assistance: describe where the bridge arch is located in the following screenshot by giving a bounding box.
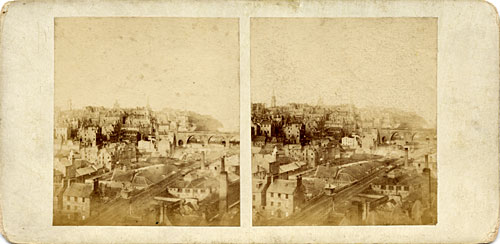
[186,135,205,145]
[208,135,227,146]
[390,132,400,141]
[381,136,387,144]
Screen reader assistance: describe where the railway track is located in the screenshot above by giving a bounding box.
[83,171,182,225]
[283,159,400,225]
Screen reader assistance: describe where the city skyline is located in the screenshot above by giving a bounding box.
[55,18,240,132]
[251,18,437,127]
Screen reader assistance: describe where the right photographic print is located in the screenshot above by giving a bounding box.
[251,18,437,226]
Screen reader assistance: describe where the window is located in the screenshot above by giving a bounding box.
[82,198,85,203]
[278,202,281,207]
[278,193,281,198]
[271,193,274,198]
[74,206,78,210]
[253,195,255,201]
[67,196,70,201]
[286,194,289,199]
[67,205,70,210]
[271,202,274,206]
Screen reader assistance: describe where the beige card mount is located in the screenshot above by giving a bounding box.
[0,0,498,243]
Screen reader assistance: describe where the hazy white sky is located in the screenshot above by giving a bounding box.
[55,18,239,132]
[251,18,437,125]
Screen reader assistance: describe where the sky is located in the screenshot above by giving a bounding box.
[55,18,240,132]
[251,18,437,126]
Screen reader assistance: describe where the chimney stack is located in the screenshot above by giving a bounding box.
[93,178,99,191]
[220,156,225,172]
[219,156,228,215]
[201,151,206,170]
[296,174,302,188]
[404,147,409,167]
[424,154,429,169]
[269,160,279,183]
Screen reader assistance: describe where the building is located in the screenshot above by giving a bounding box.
[61,182,96,220]
[156,139,171,157]
[97,148,113,171]
[55,127,70,141]
[80,146,99,165]
[302,145,319,167]
[253,136,266,147]
[283,123,303,144]
[261,121,272,137]
[138,140,155,152]
[78,127,99,147]
[341,136,359,149]
[265,177,305,218]
[252,178,270,211]
[283,144,302,161]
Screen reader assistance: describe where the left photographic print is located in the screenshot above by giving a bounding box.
[53,18,240,226]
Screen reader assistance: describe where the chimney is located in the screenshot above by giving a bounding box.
[364,201,370,222]
[422,161,431,208]
[404,147,409,167]
[219,161,228,215]
[93,178,99,191]
[201,151,206,170]
[296,175,302,188]
[424,154,429,169]
[269,160,279,183]
[220,156,225,173]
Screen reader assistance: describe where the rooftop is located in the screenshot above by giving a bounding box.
[267,179,297,194]
[63,183,93,198]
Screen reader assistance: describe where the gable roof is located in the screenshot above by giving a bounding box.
[267,179,297,194]
[75,166,96,177]
[63,183,93,198]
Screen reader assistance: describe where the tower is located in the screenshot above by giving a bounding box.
[271,89,277,107]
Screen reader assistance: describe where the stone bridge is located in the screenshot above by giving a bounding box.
[376,128,436,144]
[174,131,239,147]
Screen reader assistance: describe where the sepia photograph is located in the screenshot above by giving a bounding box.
[53,17,240,226]
[0,0,499,243]
[251,18,438,226]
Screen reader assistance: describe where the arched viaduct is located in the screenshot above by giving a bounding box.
[174,131,239,147]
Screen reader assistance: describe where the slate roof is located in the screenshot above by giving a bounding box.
[279,161,306,174]
[111,169,135,182]
[63,183,93,198]
[267,179,297,194]
[76,166,96,177]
